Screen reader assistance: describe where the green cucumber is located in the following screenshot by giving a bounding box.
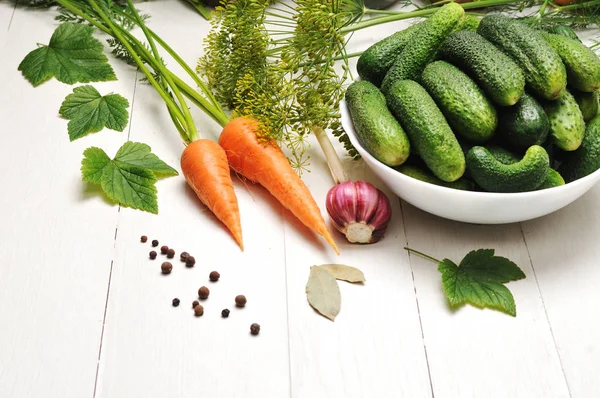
[397,165,474,190]
[486,145,563,190]
[542,33,600,92]
[460,15,481,32]
[380,3,464,95]
[478,15,567,100]
[542,90,585,151]
[386,79,465,182]
[421,60,497,143]
[547,25,581,43]
[498,92,549,149]
[560,115,600,182]
[357,22,423,87]
[345,81,410,167]
[573,89,599,122]
[440,30,525,106]
[466,145,549,192]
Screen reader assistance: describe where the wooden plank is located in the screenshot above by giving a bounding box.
[284,146,433,398]
[0,7,137,398]
[94,2,291,397]
[402,204,571,398]
[522,184,600,397]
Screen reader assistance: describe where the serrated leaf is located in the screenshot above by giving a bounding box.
[101,161,158,214]
[59,85,129,141]
[319,264,365,283]
[438,248,526,317]
[18,23,116,86]
[306,265,341,321]
[114,141,178,176]
[81,147,111,185]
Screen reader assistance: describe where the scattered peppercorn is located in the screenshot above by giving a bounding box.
[167,248,175,259]
[221,309,230,318]
[172,298,180,307]
[149,251,157,260]
[209,271,220,282]
[160,245,169,254]
[250,323,260,335]
[180,252,189,262]
[161,262,173,274]
[185,256,196,267]
[235,295,247,308]
[152,239,159,247]
[194,305,204,317]
[192,300,199,308]
[198,286,210,300]
[141,235,148,243]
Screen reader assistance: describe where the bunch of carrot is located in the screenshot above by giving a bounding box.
[75,0,339,253]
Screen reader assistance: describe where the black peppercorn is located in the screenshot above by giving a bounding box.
[160,245,169,254]
[152,239,159,247]
[149,251,157,259]
[192,300,199,308]
[185,256,196,267]
[180,252,189,262]
[161,262,173,274]
[167,248,175,259]
[194,305,204,317]
[221,309,230,318]
[172,298,180,307]
[209,271,220,282]
[250,323,260,335]
[141,235,148,243]
[198,286,210,300]
[235,295,247,308]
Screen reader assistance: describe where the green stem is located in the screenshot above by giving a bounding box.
[538,0,551,17]
[185,0,212,20]
[404,247,442,264]
[340,0,522,33]
[362,8,408,15]
[87,0,189,138]
[554,0,600,12]
[126,0,199,141]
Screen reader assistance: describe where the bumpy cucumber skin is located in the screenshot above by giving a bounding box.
[386,80,465,182]
[441,31,525,106]
[398,165,474,190]
[548,25,581,43]
[486,145,564,190]
[542,90,585,151]
[466,145,549,192]
[542,33,600,93]
[573,90,600,122]
[421,61,497,143]
[460,15,481,32]
[345,81,410,167]
[478,15,567,100]
[357,22,423,87]
[560,115,600,182]
[380,3,464,95]
[499,92,550,149]
[537,168,565,190]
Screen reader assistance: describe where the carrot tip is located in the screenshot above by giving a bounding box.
[323,230,340,255]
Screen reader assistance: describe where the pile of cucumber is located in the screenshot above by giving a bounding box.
[347,3,600,193]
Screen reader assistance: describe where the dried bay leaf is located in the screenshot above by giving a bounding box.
[306,266,341,321]
[319,264,366,283]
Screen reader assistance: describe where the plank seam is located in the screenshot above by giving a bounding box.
[519,224,572,398]
[92,70,139,398]
[400,200,436,398]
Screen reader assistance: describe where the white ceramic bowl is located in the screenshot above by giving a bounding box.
[340,99,600,224]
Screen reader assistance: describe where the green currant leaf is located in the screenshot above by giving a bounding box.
[18,22,117,86]
[80,142,177,214]
[438,249,526,316]
[59,86,129,141]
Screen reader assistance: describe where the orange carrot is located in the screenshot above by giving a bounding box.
[181,139,244,250]
[218,117,339,254]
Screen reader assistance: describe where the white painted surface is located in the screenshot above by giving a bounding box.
[0,1,599,397]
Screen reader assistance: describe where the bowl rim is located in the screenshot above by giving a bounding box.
[340,98,600,199]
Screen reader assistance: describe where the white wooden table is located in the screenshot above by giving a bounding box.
[1,1,598,397]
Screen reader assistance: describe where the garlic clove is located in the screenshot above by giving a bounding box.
[326,180,392,244]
